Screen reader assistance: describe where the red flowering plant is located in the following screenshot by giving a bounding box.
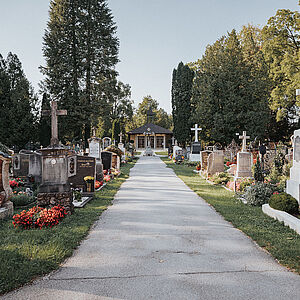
[12,205,67,230]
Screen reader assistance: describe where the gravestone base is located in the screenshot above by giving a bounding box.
[37,192,74,214]
[0,201,13,220]
[189,153,201,162]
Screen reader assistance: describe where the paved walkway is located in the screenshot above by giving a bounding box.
[4,157,300,299]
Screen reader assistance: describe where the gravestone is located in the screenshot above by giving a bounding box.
[207,150,224,176]
[287,129,300,204]
[89,137,101,160]
[69,156,96,194]
[235,131,252,178]
[103,137,111,149]
[37,101,74,213]
[0,152,13,219]
[101,151,112,170]
[200,150,212,171]
[189,142,201,162]
[111,153,120,170]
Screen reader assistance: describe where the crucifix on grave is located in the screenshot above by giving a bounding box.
[42,100,67,147]
[118,132,124,144]
[239,131,250,152]
[191,124,202,143]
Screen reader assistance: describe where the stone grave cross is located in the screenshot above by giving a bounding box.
[191,124,202,143]
[92,127,97,137]
[171,136,175,146]
[239,131,250,152]
[42,100,67,146]
[118,133,124,144]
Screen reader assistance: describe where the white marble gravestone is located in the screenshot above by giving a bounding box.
[287,129,300,204]
[89,137,101,160]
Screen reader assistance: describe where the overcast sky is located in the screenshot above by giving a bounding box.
[0,0,299,113]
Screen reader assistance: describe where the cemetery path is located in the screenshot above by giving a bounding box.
[4,157,300,300]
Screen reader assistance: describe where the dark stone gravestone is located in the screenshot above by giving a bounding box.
[13,150,31,180]
[69,156,96,195]
[191,142,201,154]
[101,151,112,170]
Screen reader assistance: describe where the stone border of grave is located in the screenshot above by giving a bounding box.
[262,204,300,235]
[72,183,107,208]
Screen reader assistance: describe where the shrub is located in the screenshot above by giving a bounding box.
[253,157,264,182]
[243,182,273,206]
[10,194,34,207]
[239,178,254,192]
[211,172,231,185]
[269,192,299,215]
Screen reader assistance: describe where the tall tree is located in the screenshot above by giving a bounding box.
[262,9,300,121]
[0,53,37,149]
[38,93,51,147]
[41,0,119,144]
[132,95,172,129]
[192,30,270,145]
[171,62,194,147]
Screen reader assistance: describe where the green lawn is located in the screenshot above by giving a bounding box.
[0,160,137,295]
[161,157,300,274]
[155,151,168,156]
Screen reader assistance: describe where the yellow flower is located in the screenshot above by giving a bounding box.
[84,176,94,181]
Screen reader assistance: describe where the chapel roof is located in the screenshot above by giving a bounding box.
[127,123,173,135]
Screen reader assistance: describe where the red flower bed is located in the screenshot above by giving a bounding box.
[12,205,67,230]
[95,180,103,189]
[103,175,111,182]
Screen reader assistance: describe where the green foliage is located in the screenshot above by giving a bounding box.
[131,95,172,130]
[269,192,299,215]
[10,195,34,208]
[191,28,270,145]
[262,9,300,121]
[239,178,255,192]
[211,172,231,185]
[38,93,51,147]
[0,53,37,150]
[243,182,273,206]
[41,0,120,144]
[111,119,120,143]
[172,62,194,146]
[253,156,264,182]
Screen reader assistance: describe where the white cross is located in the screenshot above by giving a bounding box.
[191,124,202,143]
[239,131,250,152]
[118,133,124,144]
[171,136,175,146]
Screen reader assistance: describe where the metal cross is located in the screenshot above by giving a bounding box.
[191,124,202,143]
[239,131,250,152]
[42,100,67,146]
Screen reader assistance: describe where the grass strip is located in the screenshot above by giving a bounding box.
[0,160,136,295]
[161,157,300,274]
[155,151,168,156]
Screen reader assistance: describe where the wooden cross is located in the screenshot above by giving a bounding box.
[239,131,250,152]
[42,100,67,146]
[191,124,202,143]
[118,132,124,144]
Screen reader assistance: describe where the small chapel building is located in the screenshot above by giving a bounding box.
[127,123,173,151]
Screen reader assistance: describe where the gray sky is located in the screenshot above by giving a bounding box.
[0,0,299,113]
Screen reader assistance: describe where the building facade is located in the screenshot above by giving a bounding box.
[127,123,173,151]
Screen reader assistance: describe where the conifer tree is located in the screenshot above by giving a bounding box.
[41,0,119,144]
[171,62,194,147]
[0,52,37,149]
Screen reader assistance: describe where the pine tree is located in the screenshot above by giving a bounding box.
[41,0,119,145]
[0,52,37,150]
[39,93,51,147]
[171,62,194,147]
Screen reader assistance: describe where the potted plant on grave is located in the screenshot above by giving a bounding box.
[196,162,201,171]
[84,176,94,192]
[72,188,82,202]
